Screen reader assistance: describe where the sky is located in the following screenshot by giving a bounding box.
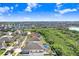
[0,3,79,21]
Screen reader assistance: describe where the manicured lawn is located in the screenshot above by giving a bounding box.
[0,49,5,55]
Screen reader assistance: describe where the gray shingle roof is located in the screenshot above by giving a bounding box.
[0,36,15,42]
[0,45,3,49]
[25,42,44,50]
[30,37,40,41]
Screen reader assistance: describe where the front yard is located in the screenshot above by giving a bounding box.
[0,49,5,56]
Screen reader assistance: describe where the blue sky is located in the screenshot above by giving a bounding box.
[0,3,79,21]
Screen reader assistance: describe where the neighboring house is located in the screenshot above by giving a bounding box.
[0,35,15,49]
[0,42,7,50]
[0,45,3,49]
[0,26,4,30]
[14,29,22,35]
[20,42,45,56]
[20,48,29,56]
[27,31,31,35]
[0,35,15,43]
[7,32,13,35]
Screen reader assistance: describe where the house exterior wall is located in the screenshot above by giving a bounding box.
[29,52,44,56]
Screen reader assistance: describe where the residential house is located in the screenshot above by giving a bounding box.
[20,42,45,56]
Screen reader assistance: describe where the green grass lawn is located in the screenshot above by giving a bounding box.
[0,49,5,56]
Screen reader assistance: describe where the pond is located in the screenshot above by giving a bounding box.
[68,26,79,31]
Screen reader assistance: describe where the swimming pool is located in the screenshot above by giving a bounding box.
[43,44,49,49]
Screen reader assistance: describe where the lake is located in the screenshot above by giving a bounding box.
[69,27,79,31]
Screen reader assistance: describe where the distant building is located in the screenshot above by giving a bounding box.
[27,31,31,35]
[14,29,21,34]
[7,32,12,35]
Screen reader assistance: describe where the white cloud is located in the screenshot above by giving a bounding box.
[55,8,77,14]
[54,13,62,17]
[28,3,38,8]
[0,16,6,21]
[0,6,14,16]
[0,13,2,16]
[56,3,62,5]
[10,6,14,13]
[56,3,63,9]
[8,13,11,16]
[24,17,31,20]
[59,8,77,14]
[10,6,14,10]
[55,3,78,15]
[15,4,19,7]
[25,6,32,12]
[0,6,10,13]
[25,3,40,12]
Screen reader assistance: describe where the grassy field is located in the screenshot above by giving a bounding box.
[0,49,5,56]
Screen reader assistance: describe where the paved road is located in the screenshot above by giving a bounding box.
[1,43,14,56]
[14,36,27,56]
